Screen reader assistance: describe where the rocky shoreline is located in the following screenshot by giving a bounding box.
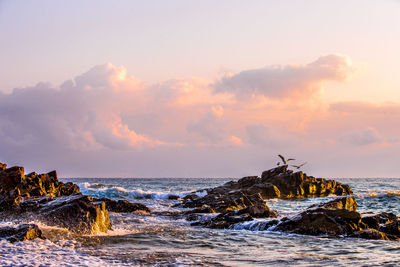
[1,161,399,243]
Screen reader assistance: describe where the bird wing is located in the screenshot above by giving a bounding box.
[278,154,285,163]
[287,158,296,162]
[290,165,299,168]
[299,162,307,167]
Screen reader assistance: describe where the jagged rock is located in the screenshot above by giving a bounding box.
[0,166,80,211]
[34,194,111,234]
[270,197,400,241]
[0,224,45,243]
[179,166,353,213]
[93,198,151,214]
[192,202,277,229]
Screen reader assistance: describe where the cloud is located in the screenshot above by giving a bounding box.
[3,56,400,177]
[213,54,352,99]
[340,128,381,146]
[0,63,161,152]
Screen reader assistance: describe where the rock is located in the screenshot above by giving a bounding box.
[192,202,277,229]
[0,166,80,211]
[0,224,45,243]
[168,195,181,200]
[35,194,111,234]
[274,207,362,236]
[308,196,357,211]
[379,221,400,237]
[350,229,390,240]
[0,162,6,170]
[361,212,398,229]
[93,198,151,213]
[184,205,215,214]
[179,165,353,213]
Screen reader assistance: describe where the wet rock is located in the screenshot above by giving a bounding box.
[274,207,362,236]
[192,202,277,229]
[361,212,398,229]
[349,229,390,240]
[184,205,215,214]
[93,198,151,214]
[179,166,353,213]
[0,224,45,243]
[36,194,111,234]
[379,221,400,237]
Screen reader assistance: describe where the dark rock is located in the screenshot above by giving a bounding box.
[184,205,215,214]
[93,198,151,213]
[350,229,390,240]
[379,221,400,237]
[168,195,181,200]
[36,194,111,234]
[362,212,398,229]
[179,165,353,213]
[192,202,277,229]
[308,196,357,211]
[0,224,45,242]
[274,207,362,236]
[0,165,80,211]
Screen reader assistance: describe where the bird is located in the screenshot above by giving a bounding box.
[291,162,307,169]
[278,154,296,165]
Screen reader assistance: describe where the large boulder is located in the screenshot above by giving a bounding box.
[0,224,45,243]
[20,194,111,234]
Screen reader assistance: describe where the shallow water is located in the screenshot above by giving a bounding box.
[1,177,400,266]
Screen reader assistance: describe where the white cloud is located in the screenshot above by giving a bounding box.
[213,54,352,99]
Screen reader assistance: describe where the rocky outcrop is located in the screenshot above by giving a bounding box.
[274,197,361,236]
[0,165,79,211]
[270,197,400,241]
[0,224,45,243]
[179,166,352,214]
[0,162,111,234]
[93,198,151,214]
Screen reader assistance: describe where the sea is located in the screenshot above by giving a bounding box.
[1,177,400,266]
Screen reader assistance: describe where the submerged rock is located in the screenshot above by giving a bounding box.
[93,198,151,214]
[0,224,45,243]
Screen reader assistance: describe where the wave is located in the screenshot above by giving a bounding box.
[78,182,207,201]
[356,190,400,198]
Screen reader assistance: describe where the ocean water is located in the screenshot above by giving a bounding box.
[1,177,400,266]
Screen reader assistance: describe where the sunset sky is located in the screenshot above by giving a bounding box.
[1,0,400,177]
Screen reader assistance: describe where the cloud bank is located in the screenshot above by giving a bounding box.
[1,56,400,177]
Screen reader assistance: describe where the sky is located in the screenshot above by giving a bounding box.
[1,0,400,178]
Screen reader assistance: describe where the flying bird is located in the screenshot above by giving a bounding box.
[278,155,296,165]
[291,162,307,169]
